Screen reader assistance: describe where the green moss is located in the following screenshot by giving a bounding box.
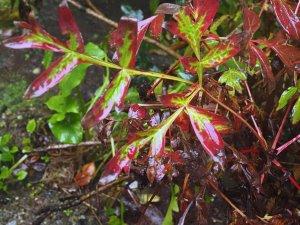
[0,78,36,112]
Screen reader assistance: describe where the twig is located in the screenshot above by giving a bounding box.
[32,176,128,225]
[31,141,103,153]
[67,0,181,59]
[85,0,104,16]
[208,178,247,219]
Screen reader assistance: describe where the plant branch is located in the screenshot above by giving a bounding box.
[67,0,181,59]
[202,88,268,150]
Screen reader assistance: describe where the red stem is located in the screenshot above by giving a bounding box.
[259,0,268,17]
[271,96,295,150]
[276,134,300,155]
[295,0,300,15]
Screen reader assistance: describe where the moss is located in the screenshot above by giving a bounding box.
[0,77,36,112]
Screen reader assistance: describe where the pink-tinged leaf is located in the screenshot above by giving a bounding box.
[187,106,224,159]
[74,162,96,186]
[175,112,190,132]
[99,137,150,185]
[3,17,66,52]
[253,30,287,46]
[270,0,300,40]
[201,41,241,68]
[160,93,187,108]
[24,54,82,99]
[110,17,138,68]
[271,44,300,72]
[180,57,199,74]
[149,14,164,39]
[249,42,276,91]
[82,70,131,129]
[128,104,147,119]
[242,4,260,35]
[137,16,157,49]
[155,3,181,15]
[58,1,84,52]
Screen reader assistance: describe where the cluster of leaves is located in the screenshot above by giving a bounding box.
[3,0,300,223]
[0,134,27,191]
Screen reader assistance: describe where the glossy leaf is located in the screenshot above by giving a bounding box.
[167,0,218,61]
[128,104,147,119]
[3,18,66,52]
[292,97,300,124]
[111,17,138,68]
[160,93,187,108]
[277,87,297,110]
[249,42,275,91]
[58,1,84,52]
[74,162,96,186]
[218,69,247,94]
[242,3,260,35]
[24,54,83,99]
[201,41,241,68]
[186,106,230,160]
[271,44,300,72]
[49,113,83,144]
[82,70,131,129]
[168,9,203,59]
[99,137,150,185]
[270,0,300,40]
[46,95,79,114]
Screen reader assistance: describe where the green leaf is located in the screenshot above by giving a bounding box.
[42,50,54,69]
[59,43,106,97]
[0,134,11,146]
[26,119,37,134]
[277,87,297,110]
[162,184,179,225]
[16,170,27,180]
[0,166,10,179]
[292,97,300,124]
[46,95,79,114]
[48,113,66,124]
[49,113,83,144]
[218,69,247,95]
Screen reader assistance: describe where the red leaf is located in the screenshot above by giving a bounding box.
[24,54,82,99]
[249,42,276,91]
[137,16,157,49]
[128,104,147,119]
[180,57,199,74]
[110,17,138,68]
[160,93,186,108]
[3,17,66,52]
[270,0,300,40]
[175,112,190,132]
[149,14,164,39]
[74,162,96,186]
[186,106,230,160]
[271,44,300,72]
[82,70,131,129]
[192,0,219,30]
[99,137,148,185]
[58,1,84,52]
[242,4,260,35]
